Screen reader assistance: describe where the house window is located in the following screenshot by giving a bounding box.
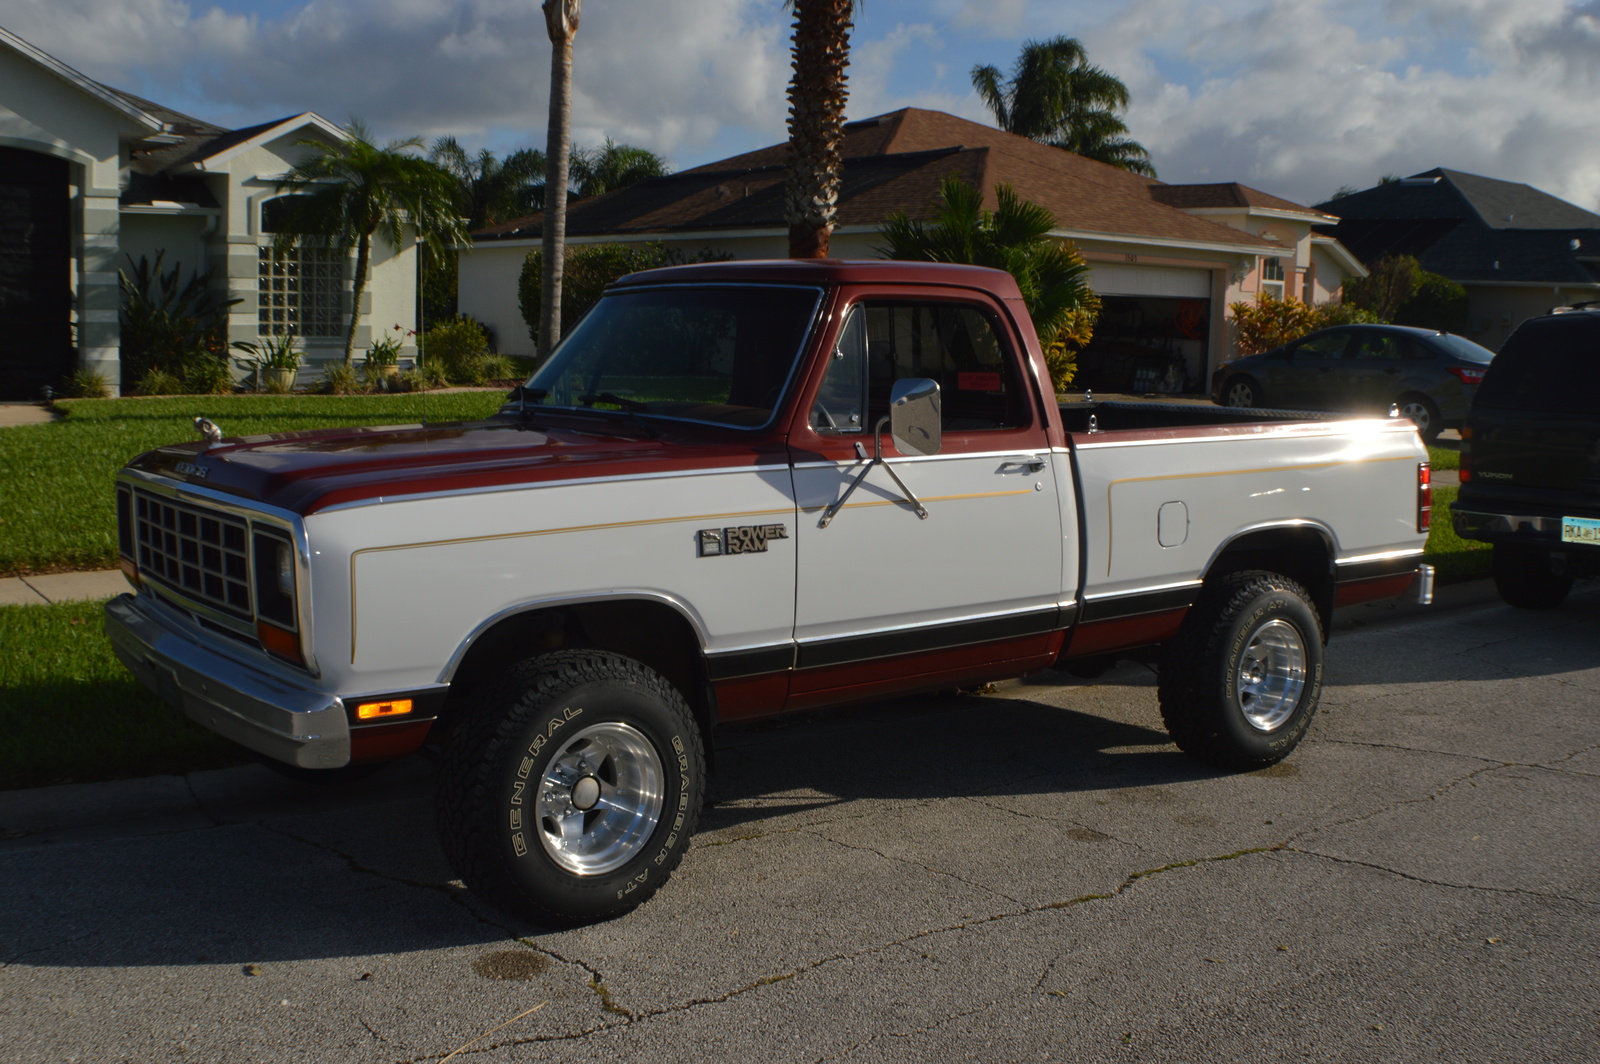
[257,247,345,338]
[1260,257,1286,299]
[257,196,345,338]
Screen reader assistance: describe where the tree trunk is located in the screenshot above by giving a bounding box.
[784,0,854,259]
[345,232,373,365]
[540,0,581,356]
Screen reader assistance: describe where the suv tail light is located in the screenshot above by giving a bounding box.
[1448,366,1486,385]
[1417,462,1432,532]
[1458,425,1471,483]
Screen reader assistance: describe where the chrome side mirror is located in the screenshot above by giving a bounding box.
[889,377,941,456]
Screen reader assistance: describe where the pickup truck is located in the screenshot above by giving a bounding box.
[106,260,1434,924]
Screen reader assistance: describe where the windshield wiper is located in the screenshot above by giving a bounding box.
[579,392,648,412]
[562,393,659,438]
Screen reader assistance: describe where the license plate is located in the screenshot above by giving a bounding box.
[1562,516,1600,545]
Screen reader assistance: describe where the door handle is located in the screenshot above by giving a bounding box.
[1001,455,1047,473]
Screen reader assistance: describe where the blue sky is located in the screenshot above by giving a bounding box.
[5,0,1599,209]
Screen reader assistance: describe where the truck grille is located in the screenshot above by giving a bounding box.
[133,490,252,619]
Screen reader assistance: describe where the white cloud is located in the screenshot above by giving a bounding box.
[0,0,790,166]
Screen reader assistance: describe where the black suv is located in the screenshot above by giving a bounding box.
[1453,308,1600,609]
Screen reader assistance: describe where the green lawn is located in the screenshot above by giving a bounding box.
[1427,445,1459,472]
[0,599,251,789]
[1427,484,1491,582]
[0,392,506,576]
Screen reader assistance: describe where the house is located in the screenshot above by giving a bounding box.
[1317,168,1600,350]
[0,26,419,398]
[463,108,1366,392]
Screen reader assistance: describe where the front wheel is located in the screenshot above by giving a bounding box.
[1159,571,1325,769]
[435,650,705,925]
[1222,376,1261,408]
[1493,544,1572,610]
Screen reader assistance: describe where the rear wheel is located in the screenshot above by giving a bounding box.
[435,650,705,925]
[1223,376,1261,408]
[1397,393,1442,444]
[1492,544,1572,610]
[1159,571,1324,769]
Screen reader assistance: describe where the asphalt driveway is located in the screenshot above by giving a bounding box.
[1,583,1595,1063]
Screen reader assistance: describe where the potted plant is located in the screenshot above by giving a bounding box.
[235,332,303,392]
[364,329,403,382]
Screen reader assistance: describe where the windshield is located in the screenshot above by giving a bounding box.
[522,284,823,429]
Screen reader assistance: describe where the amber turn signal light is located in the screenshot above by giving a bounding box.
[256,620,304,666]
[356,699,414,720]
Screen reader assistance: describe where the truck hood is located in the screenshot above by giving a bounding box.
[126,417,783,514]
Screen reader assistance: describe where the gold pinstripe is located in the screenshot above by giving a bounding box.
[1103,454,1417,574]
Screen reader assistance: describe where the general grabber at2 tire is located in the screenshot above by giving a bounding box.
[1158,571,1325,770]
[435,650,705,925]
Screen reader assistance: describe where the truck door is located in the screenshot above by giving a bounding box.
[786,290,1069,706]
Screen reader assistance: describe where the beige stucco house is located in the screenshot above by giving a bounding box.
[0,26,418,397]
[462,109,1367,393]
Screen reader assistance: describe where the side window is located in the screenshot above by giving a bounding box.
[812,300,1023,434]
[1292,333,1349,360]
[811,305,867,433]
[1353,334,1406,361]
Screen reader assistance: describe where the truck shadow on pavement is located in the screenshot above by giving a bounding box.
[0,669,1217,969]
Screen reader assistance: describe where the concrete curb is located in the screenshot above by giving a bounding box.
[0,578,1507,844]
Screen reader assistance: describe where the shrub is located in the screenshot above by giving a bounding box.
[134,369,185,396]
[1396,271,1469,333]
[1228,295,1382,356]
[118,252,240,391]
[518,242,732,353]
[58,368,111,399]
[422,317,490,381]
[320,362,363,395]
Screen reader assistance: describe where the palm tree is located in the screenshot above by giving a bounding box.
[878,173,1100,360]
[570,138,670,199]
[272,121,469,364]
[428,138,546,228]
[972,36,1156,177]
[784,0,856,258]
[540,0,582,355]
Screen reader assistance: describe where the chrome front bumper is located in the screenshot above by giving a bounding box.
[105,593,350,768]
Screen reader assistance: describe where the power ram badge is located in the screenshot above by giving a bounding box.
[698,524,788,556]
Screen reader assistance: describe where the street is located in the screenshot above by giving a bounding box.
[2,583,1596,1063]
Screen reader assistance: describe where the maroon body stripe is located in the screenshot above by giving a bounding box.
[1063,608,1188,657]
[1333,572,1418,609]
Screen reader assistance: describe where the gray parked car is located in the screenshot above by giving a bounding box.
[1210,324,1496,441]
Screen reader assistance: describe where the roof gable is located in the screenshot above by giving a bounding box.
[0,25,162,132]
[482,108,1278,253]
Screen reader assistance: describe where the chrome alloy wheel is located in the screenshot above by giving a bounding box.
[535,722,664,875]
[1399,398,1432,435]
[1234,619,1307,731]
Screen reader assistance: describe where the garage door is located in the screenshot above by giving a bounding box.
[1086,264,1212,299]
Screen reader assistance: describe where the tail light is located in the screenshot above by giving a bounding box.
[1458,425,1471,483]
[1448,366,1486,385]
[1418,462,1432,533]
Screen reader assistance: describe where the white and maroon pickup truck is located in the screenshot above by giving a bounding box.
[106,260,1434,923]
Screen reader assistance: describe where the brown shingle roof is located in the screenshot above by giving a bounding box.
[476,108,1277,252]
[1149,182,1324,215]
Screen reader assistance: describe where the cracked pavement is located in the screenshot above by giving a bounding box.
[1,584,1595,1062]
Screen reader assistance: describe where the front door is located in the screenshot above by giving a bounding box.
[0,148,73,399]
[787,290,1068,706]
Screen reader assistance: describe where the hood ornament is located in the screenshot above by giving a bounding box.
[194,417,222,444]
